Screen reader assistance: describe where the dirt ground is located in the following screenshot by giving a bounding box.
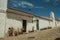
[1,27,60,40]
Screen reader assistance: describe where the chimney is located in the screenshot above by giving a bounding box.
[50,11,55,20]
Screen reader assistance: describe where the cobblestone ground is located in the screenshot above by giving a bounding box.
[1,27,60,40]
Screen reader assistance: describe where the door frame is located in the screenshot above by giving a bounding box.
[22,20,27,32]
[36,20,39,30]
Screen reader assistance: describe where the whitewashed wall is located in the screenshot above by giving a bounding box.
[26,23,33,33]
[56,21,60,27]
[0,0,7,11]
[0,13,6,38]
[49,21,53,27]
[0,0,8,37]
[33,17,50,30]
[39,18,50,29]
[5,13,22,33]
[33,17,57,30]
[33,17,38,30]
[50,21,55,28]
[33,21,37,30]
[58,21,60,26]
[5,13,33,33]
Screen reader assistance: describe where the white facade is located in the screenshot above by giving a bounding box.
[0,0,7,11]
[33,17,50,30]
[0,0,7,38]
[0,12,6,38]
[5,13,33,33]
[33,16,55,30]
[56,20,60,27]
[39,19,49,29]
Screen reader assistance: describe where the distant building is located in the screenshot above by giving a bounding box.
[0,0,60,38]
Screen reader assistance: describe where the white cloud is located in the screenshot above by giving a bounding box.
[12,1,34,8]
[21,1,34,7]
[10,0,45,9]
[12,1,45,9]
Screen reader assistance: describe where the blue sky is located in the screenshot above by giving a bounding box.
[7,0,60,19]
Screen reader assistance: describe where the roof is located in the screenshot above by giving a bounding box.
[6,8,53,21]
[6,8,35,17]
[37,16,53,21]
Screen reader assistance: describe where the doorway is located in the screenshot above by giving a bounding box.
[36,20,39,30]
[22,20,27,32]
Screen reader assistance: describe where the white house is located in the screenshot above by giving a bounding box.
[0,0,60,38]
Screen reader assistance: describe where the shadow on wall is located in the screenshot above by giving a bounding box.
[6,13,33,23]
[7,13,22,21]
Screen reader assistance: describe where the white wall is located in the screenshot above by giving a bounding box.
[49,21,53,27]
[33,21,37,30]
[0,0,7,11]
[0,0,7,37]
[39,18,49,29]
[0,12,33,37]
[58,21,60,26]
[33,17,50,30]
[26,23,33,33]
[33,17,57,30]
[0,12,6,38]
[33,17,37,30]
[50,21,55,28]
[5,13,22,33]
[56,21,60,27]
[5,13,33,33]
